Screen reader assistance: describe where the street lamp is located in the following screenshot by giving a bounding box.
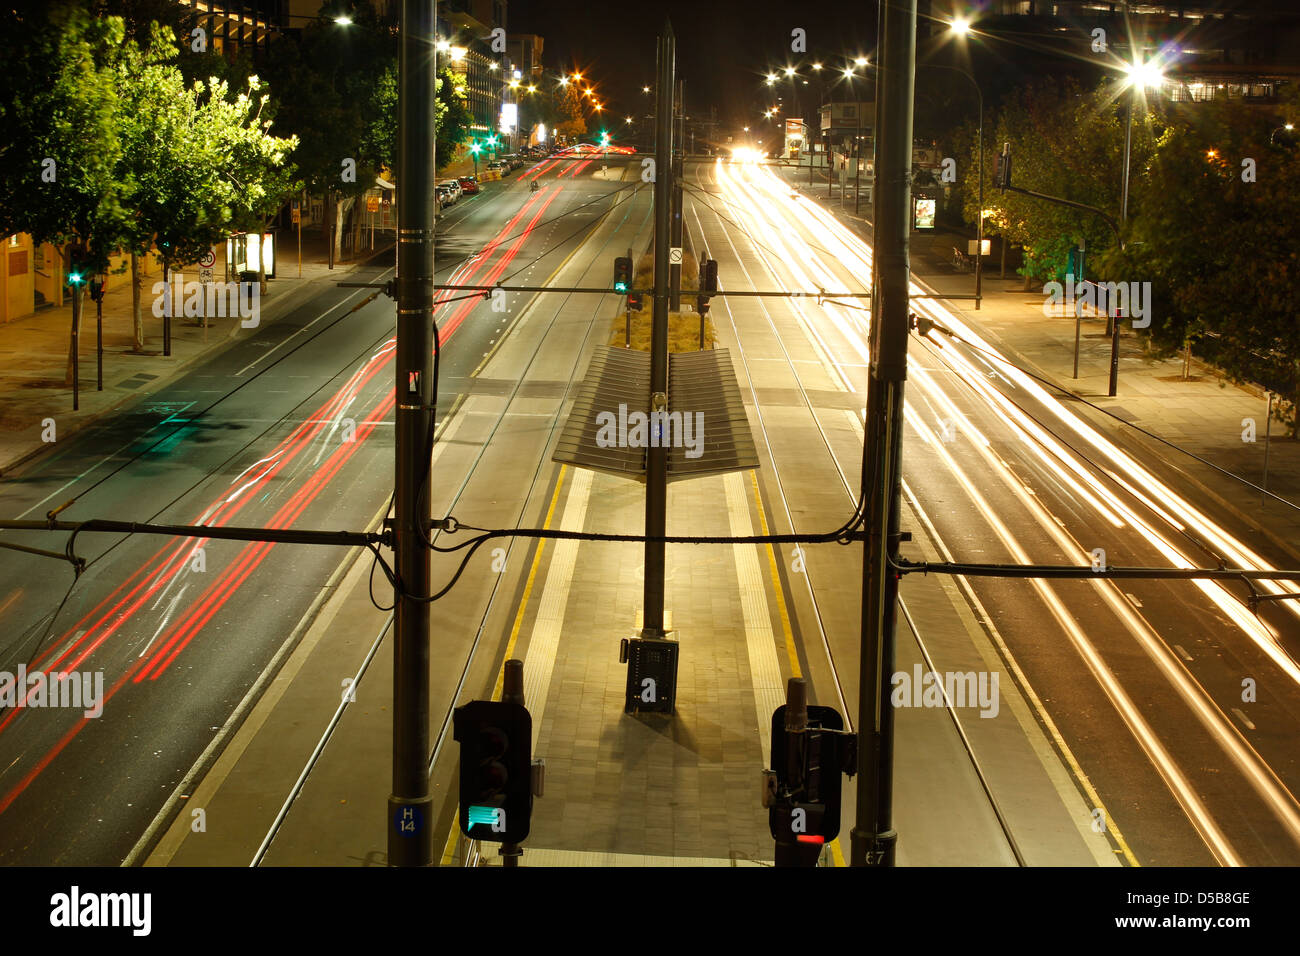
[1119,56,1165,225]
[950,17,971,36]
[1270,122,1296,145]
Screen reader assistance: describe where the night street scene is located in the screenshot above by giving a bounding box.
[1,0,1297,934]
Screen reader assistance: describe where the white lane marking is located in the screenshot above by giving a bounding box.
[1232,708,1257,731]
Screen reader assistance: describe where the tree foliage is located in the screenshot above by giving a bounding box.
[967,78,1159,283]
[1108,92,1300,428]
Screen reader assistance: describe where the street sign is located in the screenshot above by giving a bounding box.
[367,196,379,212]
[291,209,301,224]
[198,247,216,269]
[669,247,683,264]
[198,267,213,284]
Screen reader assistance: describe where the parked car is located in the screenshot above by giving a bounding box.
[435,183,454,207]
[486,160,503,173]
[439,179,462,201]
[457,175,480,195]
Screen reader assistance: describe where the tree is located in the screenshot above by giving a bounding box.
[554,82,588,142]
[1109,93,1300,432]
[115,32,236,347]
[214,76,301,295]
[261,2,396,264]
[970,78,1158,285]
[0,2,130,383]
[435,66,473,170]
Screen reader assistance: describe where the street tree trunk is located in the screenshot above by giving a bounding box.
[63,245,79,386]
[131,252,144,351]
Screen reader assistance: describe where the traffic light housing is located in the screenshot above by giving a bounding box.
[627,291,644,311]
[766,702,855,846]
[994,142,1012,190]
[613,255,632,294]
[453,699,533,844]
[696,258,718,316]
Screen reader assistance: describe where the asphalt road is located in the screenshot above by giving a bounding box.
[701,157,1300,866]
[0,155,633,864]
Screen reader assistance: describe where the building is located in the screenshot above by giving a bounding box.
[926,0,1300,108]
[440,1,509,140]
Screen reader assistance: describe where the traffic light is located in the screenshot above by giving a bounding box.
[696,258,718,315]
[763,679,856,861]
[627,291,644,311]
[453,699,533,843]
[613,256,632,294]
[994,142,1012,189]
[66,252,87,289]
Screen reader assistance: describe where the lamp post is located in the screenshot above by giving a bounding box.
[1119,57,1164,225]
[922,60,983,309]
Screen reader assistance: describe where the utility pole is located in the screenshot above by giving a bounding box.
[387,0,436,868]
[643,23,674,639]
[851,0,916,868]
[670,78,684,311]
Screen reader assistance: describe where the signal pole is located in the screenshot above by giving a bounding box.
[387,0,437,867]
[851,0,917,868]
[642,23,674,639]
[670,79,684,311]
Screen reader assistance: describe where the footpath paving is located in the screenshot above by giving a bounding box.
[0,235,390,478]
[141,161,1119,868]
[798,166,1300,570]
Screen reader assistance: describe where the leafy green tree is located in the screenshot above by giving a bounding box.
[0,2,129,383]
[436,66,473,169]
[207,75,300,295]
[1109,93,1300,431]
[554,82,588,142]
[968,78,1158,285]
[261,2,396,262]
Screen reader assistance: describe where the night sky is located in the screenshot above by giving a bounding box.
[508,0,881,133]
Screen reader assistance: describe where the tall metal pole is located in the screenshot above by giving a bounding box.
[854,98,863,215]
[643,25,674,638]
[974,91,983,309]
[670,78,684,312]
[1120,90,1133,226]
[387,0,436,868]
[851,0,916,868]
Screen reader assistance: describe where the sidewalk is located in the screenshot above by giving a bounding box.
[0,234,388,477]
[800,164,1300,568]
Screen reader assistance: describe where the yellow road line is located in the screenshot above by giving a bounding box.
[439,465,569,867]
[750,470,800,680]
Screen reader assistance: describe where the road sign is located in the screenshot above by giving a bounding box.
[367,196,379,212]
[198,247,216,269]
[291,209,301,224]
[669,247,683,264]
[198,267,213,284]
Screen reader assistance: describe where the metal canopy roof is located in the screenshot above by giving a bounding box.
[553,345,758,481]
